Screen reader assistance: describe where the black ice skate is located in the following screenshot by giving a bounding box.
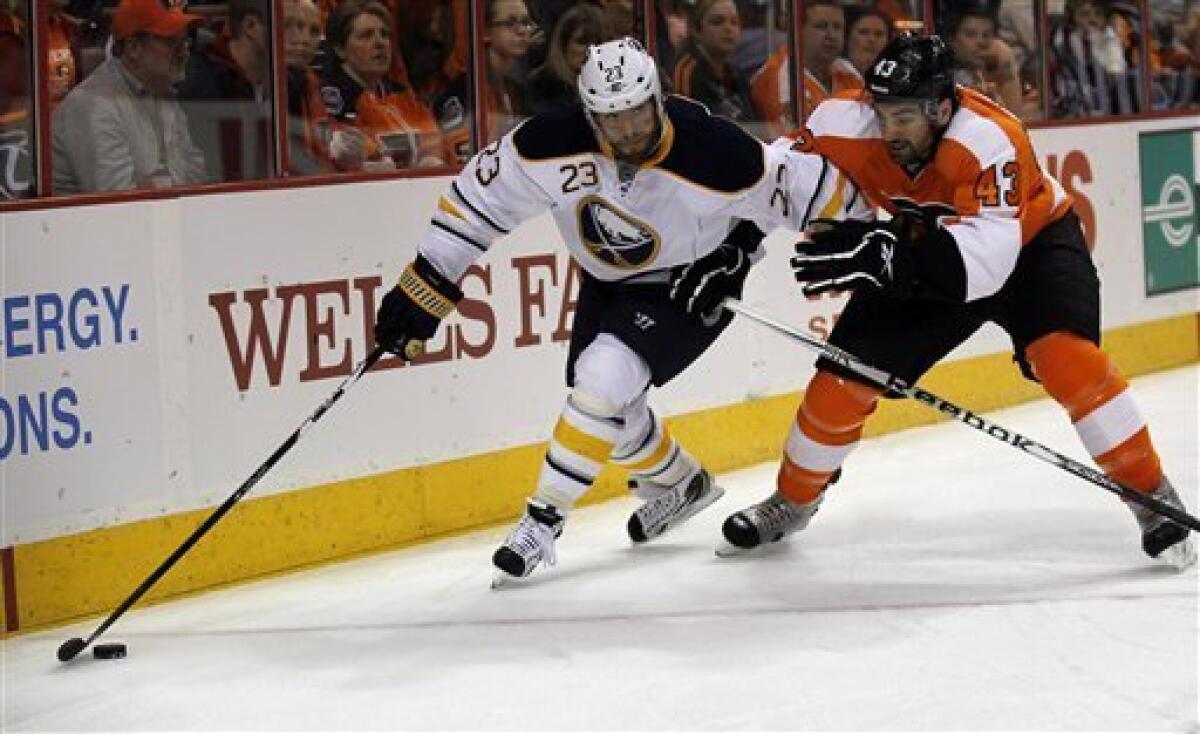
[627,468,724,543]
[1127,477,1196,571]
[717,468,840,556]
[718,490,823,556]
[491,500,565,586]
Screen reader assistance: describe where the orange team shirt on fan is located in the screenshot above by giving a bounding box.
[802,58,863,116]
[750,45,792,138]
[352,88,447,166]
[791,86,1073,301]
[752,48,862,137]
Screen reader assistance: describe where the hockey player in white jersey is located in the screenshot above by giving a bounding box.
[372,38,867,583]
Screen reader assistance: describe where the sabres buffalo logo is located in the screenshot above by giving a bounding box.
[576,196,661,269]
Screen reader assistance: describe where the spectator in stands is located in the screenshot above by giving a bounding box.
[941,0,1025,114]
[999,3,1040,70]
[528,3,607,114]
[797,1,861,114]
[178,0,272,181]
[396,0,471,163]
[51,0,207,193]
[672,0,754,122]
[844,6,892,77]
[316,0,423,93]
[483,0,535,142]
[1,7,32,199]
[46,0,81,110]
[284,0,363,173]
[661,0,689,49]
[322,0,446,169]
[1050,0,1139,116]
[599,0,634,38]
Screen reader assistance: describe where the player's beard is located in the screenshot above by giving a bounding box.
[886,140,919,166]
[610,122,661,163]
[613,136,651,161]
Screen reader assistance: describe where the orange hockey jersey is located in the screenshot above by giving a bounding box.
[791,86,1073,301]
[801,58,863,116]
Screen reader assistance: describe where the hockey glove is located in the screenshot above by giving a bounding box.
[670,220,763,325]
[791,219,914,297]
[374,254,463,359]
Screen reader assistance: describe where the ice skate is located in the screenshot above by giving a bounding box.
[491,500,565,587]
[717,490,823,557]
[716,468,840,556]
[1127,477,1196,571]
[627,468,724,543]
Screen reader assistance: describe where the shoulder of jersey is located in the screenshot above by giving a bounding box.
[806,91,875,139]
[656,95,763,193]
[942,91,1020,166]
[512,106,599,160]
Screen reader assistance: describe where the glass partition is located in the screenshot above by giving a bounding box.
[0,0,1194,206]
[1,0,35,199]
[1046,0,1145,117]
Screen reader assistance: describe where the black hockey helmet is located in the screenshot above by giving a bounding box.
[864,32,956,108]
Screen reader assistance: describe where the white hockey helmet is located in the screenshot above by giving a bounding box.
[577,37,663,116]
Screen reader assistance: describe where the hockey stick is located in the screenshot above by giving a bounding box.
[57,341,402,663]
[722,298,1200,533]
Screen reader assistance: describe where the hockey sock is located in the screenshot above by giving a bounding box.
[1026,331,1163,493]
[534,393,623,509]
[778,370,882,504]
[611,400,699,488]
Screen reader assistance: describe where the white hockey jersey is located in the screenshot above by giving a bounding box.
[418,96,869,283]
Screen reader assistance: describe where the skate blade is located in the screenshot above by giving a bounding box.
[490,571,512,590]
[1161,537,1197,572]
[715,541,762,558]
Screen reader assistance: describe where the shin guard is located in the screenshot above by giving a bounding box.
[1026,332,1163,493]
[778,370,882,504]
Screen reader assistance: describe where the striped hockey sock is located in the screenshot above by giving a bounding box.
[533,395,623,510]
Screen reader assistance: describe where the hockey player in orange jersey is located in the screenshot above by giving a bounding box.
[722,33,1195,569]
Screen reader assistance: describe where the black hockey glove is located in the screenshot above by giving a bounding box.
[670,220,763,325]
[374,254,463,360]
[791,219,914,297]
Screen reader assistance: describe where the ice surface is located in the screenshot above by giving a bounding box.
[4,367,1197,731]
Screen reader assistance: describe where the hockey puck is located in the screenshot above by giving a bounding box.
[92,643,127,660]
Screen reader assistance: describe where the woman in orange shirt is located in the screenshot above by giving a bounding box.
[320,0,446,169]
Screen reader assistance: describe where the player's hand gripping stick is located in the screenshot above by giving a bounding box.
[792,219,914,297]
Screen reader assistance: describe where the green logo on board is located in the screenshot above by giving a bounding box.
[1139,130,1199,294]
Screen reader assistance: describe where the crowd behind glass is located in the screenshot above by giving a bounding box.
[1,0,1196,201]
